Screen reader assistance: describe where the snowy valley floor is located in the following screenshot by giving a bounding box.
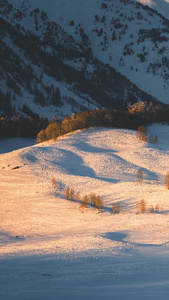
[1,125,169,299]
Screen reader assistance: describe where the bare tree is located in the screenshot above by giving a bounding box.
[112,205,116,216]
[165,172,169,189]
[95,196,103,212]
[136,199,146,213]
[69,188,74,201]
[137,125,147,142]
[112,203,121,215]
[52,176,58,197]
[65,187,70,200]
[79,195,89,212]
[75,192,81,203]
[137,168,143,183]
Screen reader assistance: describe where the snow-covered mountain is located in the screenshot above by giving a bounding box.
[1,0,169,119]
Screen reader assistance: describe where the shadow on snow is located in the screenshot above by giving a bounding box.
[102,231,169,247]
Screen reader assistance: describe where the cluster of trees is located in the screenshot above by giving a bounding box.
[137,51,148,63]
[51,169,169,215]
[0,37,33,93]
[147,56,169,77]
[37,103,169,143]
[136,199,161,214]
[62,183,163,215]
[0,115,49,138]
[112,203,122,215]
[137,124,158,144]
[37,108,142,143]
[123,42,134,56]
[0,90,14,116]
[0,15,135,112]
[128,101,169,122]
[1,99,169,141]
[65,187,104,212]
[138,28,168,44]
[52,178,104,212]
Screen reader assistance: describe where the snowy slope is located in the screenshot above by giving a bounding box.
[1,124,169,299]
[2,0,169,122]
[5,0,169,105]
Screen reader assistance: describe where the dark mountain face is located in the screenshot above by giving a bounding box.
[0,0,168,119]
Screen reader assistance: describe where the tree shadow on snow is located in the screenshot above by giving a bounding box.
[72,140,118,154]
[51,148,120,184]
[51,148,96,177]
[102,231,169,248]
[72,141,157,183]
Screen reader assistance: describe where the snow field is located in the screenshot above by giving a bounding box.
[1,125,169,256]
[1,124,169,299]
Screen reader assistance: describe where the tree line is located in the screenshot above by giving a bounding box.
[37,103,169,143]
[1,101,169,140]
[0,115,49,139]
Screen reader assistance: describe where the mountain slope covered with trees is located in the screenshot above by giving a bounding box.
[1,0,169,123]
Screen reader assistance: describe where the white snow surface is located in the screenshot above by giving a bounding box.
[1,124,169,299]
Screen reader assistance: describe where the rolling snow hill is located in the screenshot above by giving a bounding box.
[1,124,169,299]
[1,0,169,120]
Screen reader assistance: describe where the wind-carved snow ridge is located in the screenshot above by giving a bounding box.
[1,124,169,299]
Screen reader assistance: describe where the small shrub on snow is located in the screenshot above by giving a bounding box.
[147,204,161,214]
[69,188,75,201]
[112,204,116,216]
[112,203,122,215]
[65,187,70,200]
[137,168,143,183]
[136,199,146,214]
